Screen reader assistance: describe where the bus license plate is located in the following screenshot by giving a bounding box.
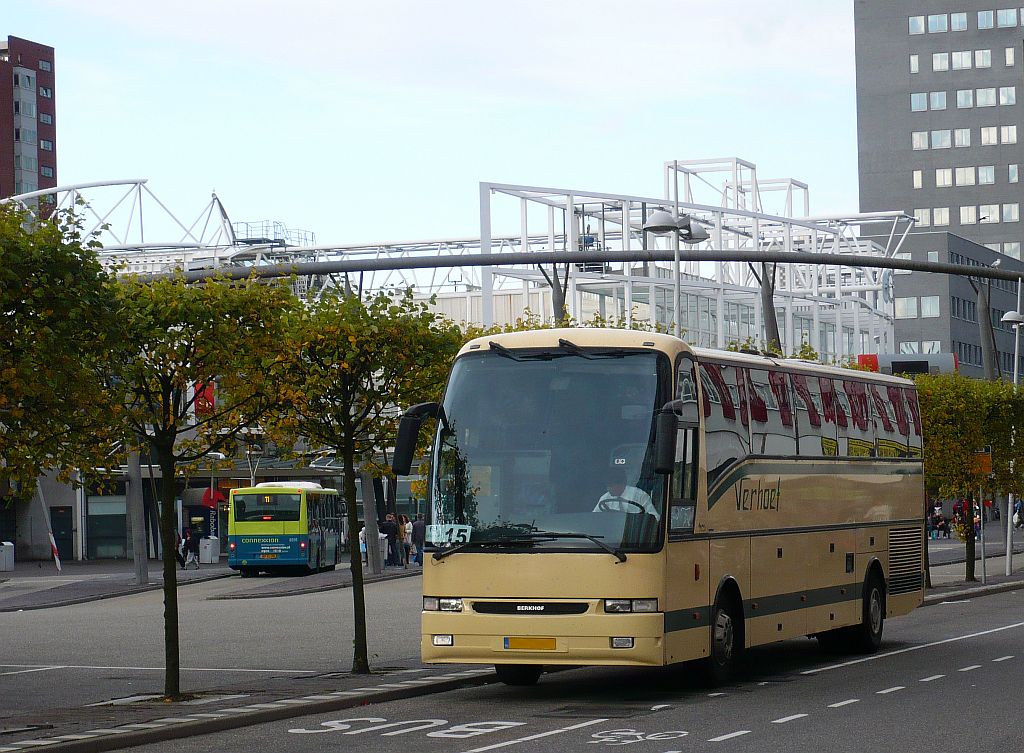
[260,554,277,559]
[504,637,556,651]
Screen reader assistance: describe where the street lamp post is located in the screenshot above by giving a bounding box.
[1000,292,1023,576]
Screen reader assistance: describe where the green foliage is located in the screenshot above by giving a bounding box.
[0,202,122,492]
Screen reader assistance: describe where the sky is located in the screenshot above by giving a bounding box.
[11,1,858,246]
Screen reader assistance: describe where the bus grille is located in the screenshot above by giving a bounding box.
[888,526,923,595]
[472,602,588,615]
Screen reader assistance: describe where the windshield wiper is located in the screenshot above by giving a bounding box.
[532,530,627,563]
[557,338,634,360]
[488,342,559,361]
[431,536,553,561]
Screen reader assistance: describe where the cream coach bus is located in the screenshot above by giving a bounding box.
[392,329,925,686]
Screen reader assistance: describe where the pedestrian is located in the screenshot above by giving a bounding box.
[399,514,413,568]
[412,513,426,565]
[183,528,201,570]
[175,529,186,570]
[358,524,367,564]
[379,513,399,566]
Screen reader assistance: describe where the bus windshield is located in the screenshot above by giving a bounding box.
[429,348,667,553]
[233,493,301,522]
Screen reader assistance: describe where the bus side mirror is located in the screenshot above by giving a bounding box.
[654,411,678,474]
[663,398,699,426]
[392,402,443,476]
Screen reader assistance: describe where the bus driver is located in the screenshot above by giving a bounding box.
[594,467,659,519]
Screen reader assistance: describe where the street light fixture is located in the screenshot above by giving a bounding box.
[642,206,710,338]
[1001,301,1024,576]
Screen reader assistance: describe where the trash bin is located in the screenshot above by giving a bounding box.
[199,537,220,564]
[378,533,388,564]
[0,542,13,572]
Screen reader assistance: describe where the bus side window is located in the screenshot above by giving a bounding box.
[700,362,749,485]
[670,426,698,533]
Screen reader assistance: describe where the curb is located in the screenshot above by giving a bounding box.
[922,577,1024,606]
[0,669,497,753]
[0,573,235,613]
[212,567,422,600]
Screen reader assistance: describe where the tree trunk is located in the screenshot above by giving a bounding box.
[760,262,782,353]
[977,283,999,380]
[964,499,977,582]
[157,444,181,697]
[343,436,370,674]
[127,451,148,586]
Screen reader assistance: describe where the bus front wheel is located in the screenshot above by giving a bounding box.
[701,595,743,687]
[494,664,542,686]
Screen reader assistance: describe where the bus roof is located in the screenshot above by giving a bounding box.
[233,482,339,493]
[690,346,916,387]
[459,328,689,359]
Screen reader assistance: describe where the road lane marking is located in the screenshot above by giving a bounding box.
[708,730,750,742]
[958,665,981,672]
[828,699,859,708]
[920,674,945,682]
[993,655,1014,662]
[876,686,904,694]
[461,718,609,752]
[0,663,316,674]
[707,692,726,697]
[0,666,63,676]
[802,620,1024,675]
[771,714,808,724]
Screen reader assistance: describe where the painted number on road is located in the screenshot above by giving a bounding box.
[288,717,525,738]
[589,728,690,746]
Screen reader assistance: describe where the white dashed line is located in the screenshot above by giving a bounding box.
[708,730,751,742]
[958,665,981,672]
[461,718,609,752]
[707,692,726,697]
[0,666,63,676]
[828,699,860,708]
[920,674,945,682]
[877,686,904,694]
[993,655,1014,662]
[771,714,808,724]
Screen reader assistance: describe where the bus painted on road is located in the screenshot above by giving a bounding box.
[393,329,925,686]
[227,482,343,577]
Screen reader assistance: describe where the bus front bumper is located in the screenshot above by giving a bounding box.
[421,612,664,666]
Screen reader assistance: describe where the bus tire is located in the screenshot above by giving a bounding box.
[494,664,542,686]
[701,594,743,687]
[851,571,885,653]
[239,567,255,578]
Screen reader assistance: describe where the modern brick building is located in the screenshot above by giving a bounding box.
[1,35,56,198]
[855,2,1024,377]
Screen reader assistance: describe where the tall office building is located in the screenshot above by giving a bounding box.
[0,35,56,198]
[855,3,1024,377]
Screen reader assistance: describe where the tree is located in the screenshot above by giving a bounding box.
[108,274,298,697]
[0,202,121,493]
[273,288,461,673]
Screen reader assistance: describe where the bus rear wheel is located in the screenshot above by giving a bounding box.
[851,571,885,653]
[494,664,542,686]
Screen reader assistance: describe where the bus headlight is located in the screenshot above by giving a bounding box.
[423,597,464,612]
[604,598,658,613]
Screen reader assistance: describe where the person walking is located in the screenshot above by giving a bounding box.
[183,528,201,570]
[412,513,426,565]
[399,514,413,568]
[175,529,186,569]
[379,513,399,566]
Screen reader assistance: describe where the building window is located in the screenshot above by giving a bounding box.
[981,126,999,144]
[978,87,997,106]
[913,170,923,188]
[910,15,925,34]
[922,341,942,353]
[980,203,1000,221]
[979,10,995,28]
[910,54,920,73]
[39,165,53,178]
[896,297,919,318]
[1001,125,1017,143]
[911,92,928,111]
[933,52,950,71]
[931,129,952,148]
[1010,164,1019,183]
[952,12,968,30]
[13,100,35,117]
[936,168,953,187]
[1007,47,1016,66]
[930,91,947,110]
[1000,86,1016,105]
[912,131,929,150]
[928,251,940,263]
[900,342,921,354]
[921,296,941,317]
[38,86,52,98]
[1005,241,1021,259]
[39,139,53,151]
[928,13,949,32]
[953,50,973,69]
[961,205,978,224]
[914,208,931,226]
[39,112,52,125]
[976,49,993,67]
[957,89,974,107]
[979,166,996,184]
[933,207,950,226]
[956,166,976,185]
[997,8,1018,26]
[14,128,36,144]
[38,59,51,72]
[1003,203,1020,222]
[14,155,37,171]
[954,127,971,146]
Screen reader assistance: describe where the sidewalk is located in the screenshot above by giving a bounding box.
[0,557,420,612]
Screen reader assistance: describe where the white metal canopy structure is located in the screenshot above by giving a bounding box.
[2,159,916,359]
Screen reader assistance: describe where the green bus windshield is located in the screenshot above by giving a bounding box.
[233,493,301,522]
